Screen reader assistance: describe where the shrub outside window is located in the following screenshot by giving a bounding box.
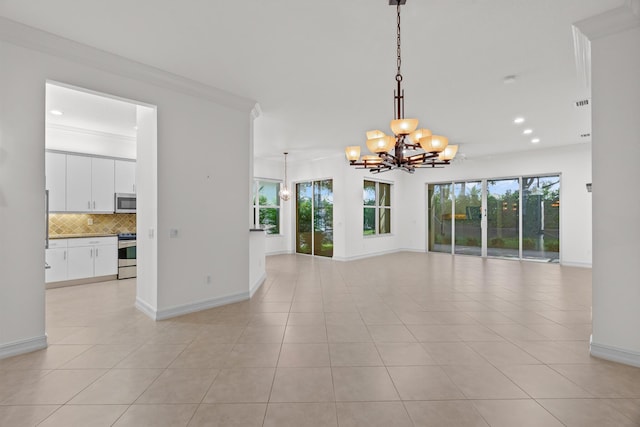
[253,180,281,235]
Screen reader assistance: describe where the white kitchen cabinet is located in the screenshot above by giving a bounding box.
[45,239,68,283]
[45,152,67,212]
[67,246,95,280]
[67,237,118,280]
[94,243,118,276]
[92,157,115,211]
[66,154,114,212]
[115,160,136,194]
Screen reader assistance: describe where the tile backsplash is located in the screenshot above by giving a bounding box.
[49,213,136,236]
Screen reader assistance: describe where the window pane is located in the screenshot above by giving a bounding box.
[487,178,520,258]
[454,181,482,256]
[259,207,280,234]
[522,175,560,262]
[363,207,376,235]
[259,181,280,206]
[428,183,452,253]
[379,208,391,234]
[363,180,376,206]
[378,183,391,207]
[296,182,313,254]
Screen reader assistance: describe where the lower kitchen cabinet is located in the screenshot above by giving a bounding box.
[45,240,68,283]
[46,237,117,283]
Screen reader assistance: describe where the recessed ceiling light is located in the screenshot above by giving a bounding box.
[133,126,138,130]
[523,129,533,135]
[513,117,525,124]
[50,109,63,116]
[531,138,540,144]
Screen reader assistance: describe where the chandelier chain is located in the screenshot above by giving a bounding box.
[396,2,402,79]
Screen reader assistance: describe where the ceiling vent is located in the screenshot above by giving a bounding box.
[580,133,591,138]
[575,98,590,107]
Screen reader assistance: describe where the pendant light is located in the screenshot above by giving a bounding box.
[279,152,291,201]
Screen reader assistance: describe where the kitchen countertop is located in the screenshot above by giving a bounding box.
[49,233,118,239]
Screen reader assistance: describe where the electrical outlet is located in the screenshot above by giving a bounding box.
[87,218,93,225]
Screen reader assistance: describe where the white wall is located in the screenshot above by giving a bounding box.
[398,144,593,267]
[257,144,591,266]
[588,23,640,365]
[0,18,255,356]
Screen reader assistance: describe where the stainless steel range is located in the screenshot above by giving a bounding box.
[117,233,136,279]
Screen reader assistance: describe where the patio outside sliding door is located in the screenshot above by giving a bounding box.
[296,179,333,257]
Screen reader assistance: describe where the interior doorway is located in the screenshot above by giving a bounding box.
[295,179,334,257]
[44,81,158,327]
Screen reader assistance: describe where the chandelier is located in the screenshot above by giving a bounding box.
[345,0,458,174]
[279,152,291,201]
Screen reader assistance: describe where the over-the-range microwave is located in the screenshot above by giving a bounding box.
[115,193,136,213]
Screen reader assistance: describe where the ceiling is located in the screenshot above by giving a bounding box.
[46,83,137,137]
[2,0,621,162]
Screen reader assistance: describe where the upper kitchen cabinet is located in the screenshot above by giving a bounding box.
[66,154,115,212]
[45,152,66,211]
[115,160,136,194]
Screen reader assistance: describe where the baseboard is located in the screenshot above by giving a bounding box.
[561,261,592,268]
[590,339,640,368]
[135,297,158,320]
[0,335,48,360]
[250,272,267,298]
[154,291,250,321]
[333,249,408,261]
[266,250,293,256]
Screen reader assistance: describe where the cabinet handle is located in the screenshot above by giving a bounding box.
[64,250,66,260]
[96,248,99,257]
[88,201,91,209]
[90,248,93,258]
[93,201,96,209]
[133,184,135,192]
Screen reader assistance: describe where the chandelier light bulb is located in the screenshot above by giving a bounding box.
[345,146,361,161]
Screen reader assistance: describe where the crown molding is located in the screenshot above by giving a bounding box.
[0,17,257,112]
[46,123,136,142]
[250,103,262,120]
[574,0,640,40]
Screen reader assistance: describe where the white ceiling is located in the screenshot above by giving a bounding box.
[3,0,621,162]
[46,83,137,137]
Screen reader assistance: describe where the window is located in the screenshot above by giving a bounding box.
[253,180,281,235]
[364,180,391,235]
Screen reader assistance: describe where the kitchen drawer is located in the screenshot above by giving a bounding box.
[47,239,68,249]
[67,236,117,247]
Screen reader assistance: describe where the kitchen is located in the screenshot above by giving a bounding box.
[45,83,139,289]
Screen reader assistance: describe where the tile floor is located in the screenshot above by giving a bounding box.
[2,252,640,426]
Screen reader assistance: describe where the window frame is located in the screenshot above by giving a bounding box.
[363,179,393,237]
[253,178,283,236]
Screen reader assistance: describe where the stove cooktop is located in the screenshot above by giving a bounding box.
[117,233,137,240]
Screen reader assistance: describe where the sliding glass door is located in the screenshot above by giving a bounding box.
[486,178,520,259]
[454,181,482,256]
[428,175,560,262]
[427,183,452,253]
[522,176,560,261]
[296,179,333,257]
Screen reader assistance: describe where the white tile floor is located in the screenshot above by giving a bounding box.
[2,252,640,426]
